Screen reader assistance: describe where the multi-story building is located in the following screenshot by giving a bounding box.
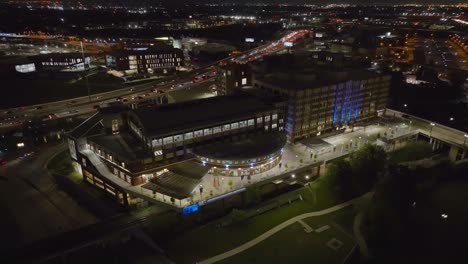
[215,63,252,95]
[29,53,93,72]
[68,94,286,207]
[253,69,390,142]
[105,47,184,74]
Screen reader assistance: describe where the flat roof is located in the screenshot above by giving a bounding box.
[255,70,383,90]
[142,161,208,199]
[194,131,287,160]
[88,133,151,161]
[107,47,181,57]
[132,94,276,137]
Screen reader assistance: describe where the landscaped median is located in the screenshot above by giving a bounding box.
[160,179,363,264]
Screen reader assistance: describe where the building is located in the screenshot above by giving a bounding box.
[28,53,93,72]
[215,63,252,95]
[105,47,184,74]
[67,95,286,207]
[252,55,390,142]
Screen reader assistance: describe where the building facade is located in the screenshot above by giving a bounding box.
[67,95,286,207]
[215,63,252,95]
[253,71,390,142]
[105,47,184,74]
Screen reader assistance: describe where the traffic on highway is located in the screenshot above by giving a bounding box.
[0,29,309,130]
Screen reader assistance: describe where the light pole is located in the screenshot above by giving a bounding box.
[430,122,435,138]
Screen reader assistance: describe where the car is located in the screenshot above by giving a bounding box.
[0,159,7,166]
[116,97,123,101]
[35,106,43,110]
[122,99,128,102]
[92,105,100,109]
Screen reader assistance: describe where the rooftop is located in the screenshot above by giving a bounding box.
[88,133,151,161]
[132,94,276,137]
[194,131,287,161]
[142,161,208,200]
[255,69,382,90]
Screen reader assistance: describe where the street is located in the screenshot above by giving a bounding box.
[0,143,97,249]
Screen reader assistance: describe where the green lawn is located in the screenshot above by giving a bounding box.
[220,209,356,264]
[2,71,124,107]
[389,141,433,164]
[47,150,81,182]
[161,179,358,264]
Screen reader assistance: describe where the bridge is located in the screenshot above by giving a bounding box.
[384,108,468,162]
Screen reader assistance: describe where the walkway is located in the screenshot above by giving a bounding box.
[198,194,368,264]
[353,212,370,259]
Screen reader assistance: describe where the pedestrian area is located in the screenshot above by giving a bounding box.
[117,120,413,210]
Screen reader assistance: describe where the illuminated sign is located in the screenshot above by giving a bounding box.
[182,203,199,215]
[283,41,293,47]
[245,38,255,43]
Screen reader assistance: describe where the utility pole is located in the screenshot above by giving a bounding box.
[81,41,91,102]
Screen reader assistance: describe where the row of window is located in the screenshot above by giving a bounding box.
[151,115,279,148]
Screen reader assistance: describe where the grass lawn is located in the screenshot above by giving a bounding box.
[162,179,359,264]
[389,141,433,164]
[220,209,356,264]
[47,150,82,183]
[2,71,124,107]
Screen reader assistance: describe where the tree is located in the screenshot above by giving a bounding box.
[228,179,233,190]
[349,144,387,194]
[365,165,415,255]
[325,159,354,199]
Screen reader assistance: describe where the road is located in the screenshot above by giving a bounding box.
[0,29,309,130]
[0,143,97,249]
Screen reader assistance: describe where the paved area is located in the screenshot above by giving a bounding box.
[354,211,371,259]
[198,194,367,264]
[133,121,413,207]
[0,143,97,248]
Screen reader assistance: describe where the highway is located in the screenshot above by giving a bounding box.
[0,29,310,130]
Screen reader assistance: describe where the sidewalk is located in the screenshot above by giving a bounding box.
[198,193,369,264]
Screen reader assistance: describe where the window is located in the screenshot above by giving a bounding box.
[174,134,183,142]
[223,124,231,131]
[265,125,269,131]
[163,136,173,145]
[242,78,247,85]
[272,123,278,129]
[231,122,239,129]
[272,114,278,120]
[265,115,271,122]
[111,119,119,134]
[213,126,222,134]
[248,119,255,126]
[257,117,263,124]
[152,138,162,147]
[204,128,212,136]
[194,130,203,138]
[184,132,193,140]
[239,120,247,128]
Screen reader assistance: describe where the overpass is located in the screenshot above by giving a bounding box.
[384,108,468,162]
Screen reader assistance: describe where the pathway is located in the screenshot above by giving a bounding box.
[198,194,368,264]
[353,212,371,259]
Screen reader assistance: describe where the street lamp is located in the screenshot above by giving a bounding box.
[430,123,435,138]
